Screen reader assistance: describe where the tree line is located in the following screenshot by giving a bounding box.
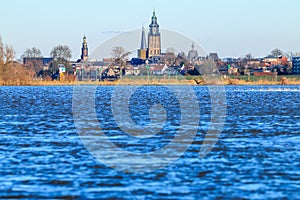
[243,48,300,60]
[23,45,72,79]
[0,35,73,84]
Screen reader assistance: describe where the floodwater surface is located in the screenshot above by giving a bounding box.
[0,85,299,199]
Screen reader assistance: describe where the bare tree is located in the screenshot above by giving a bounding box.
[49,45,72,73]
[0,37,33,85]
[111,46,131,67]
[22,47,43,74]
[50,45,72,62]
[5,45,15,63]
[0,37,4,65]
[23,47,42,58]
[245,53,253,60]
[270,48,283,57]
[0,37,15,65]
[111,46,130,60]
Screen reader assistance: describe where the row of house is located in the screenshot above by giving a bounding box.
[22,35,299,79]
[22,10,300,79]
[22,53,300,80]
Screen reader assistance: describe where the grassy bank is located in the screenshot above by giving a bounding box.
[1,75,300,86]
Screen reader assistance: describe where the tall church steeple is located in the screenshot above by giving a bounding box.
[140,26,147,49]
[137,27,147,59]
[81,35,88,61]
[188,43,199,61]
[149,10,159,35]
[148,10,161,57]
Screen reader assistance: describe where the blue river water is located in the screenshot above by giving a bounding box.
[0,85,299,199]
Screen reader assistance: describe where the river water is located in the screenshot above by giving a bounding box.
[0,85,299,199]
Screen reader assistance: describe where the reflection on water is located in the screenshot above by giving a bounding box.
[0,86,299,199]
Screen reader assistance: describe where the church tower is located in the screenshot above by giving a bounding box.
[81,35,88,61]
[137,27,147,59]
[148,10,161,58]
[188,43,199,61]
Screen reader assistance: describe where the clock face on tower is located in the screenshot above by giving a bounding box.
[152,27,157,34]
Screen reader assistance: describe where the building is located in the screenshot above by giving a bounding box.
[160,52,176,65]
[263,55,288,67]
[136,10,162,61]
[137,27,147,60]
[81,35,88,61]
[148,10,161,58]
[23,57,53,66]
[292,57,300,75]
[23,57,53,71]
[208,53,219,61]
[263,56,278,66]
[187,43,198,61]
[246,59,261,67]
[125,66,141,76]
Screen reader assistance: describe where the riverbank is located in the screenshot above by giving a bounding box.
[1,75,300,86]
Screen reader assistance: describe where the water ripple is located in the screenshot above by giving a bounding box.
[0,86,299,199]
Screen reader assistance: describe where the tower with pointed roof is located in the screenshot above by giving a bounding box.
[81,35,88,61]
[137,27,147,59]
[148,10,161,58]
[188,43,199,61]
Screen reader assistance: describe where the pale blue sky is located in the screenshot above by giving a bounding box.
[1,0,299,60]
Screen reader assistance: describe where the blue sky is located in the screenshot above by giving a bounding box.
[1,0,299,60]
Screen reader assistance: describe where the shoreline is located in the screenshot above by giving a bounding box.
[1,75,300,86]
[1,78,300,86]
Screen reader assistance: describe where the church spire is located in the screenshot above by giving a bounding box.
[149,9,159,35]
[137,26,148,59]
[140,26,147,49]
[150,9,158,27]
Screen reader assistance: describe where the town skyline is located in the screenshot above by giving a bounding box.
[1,0,300,60]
